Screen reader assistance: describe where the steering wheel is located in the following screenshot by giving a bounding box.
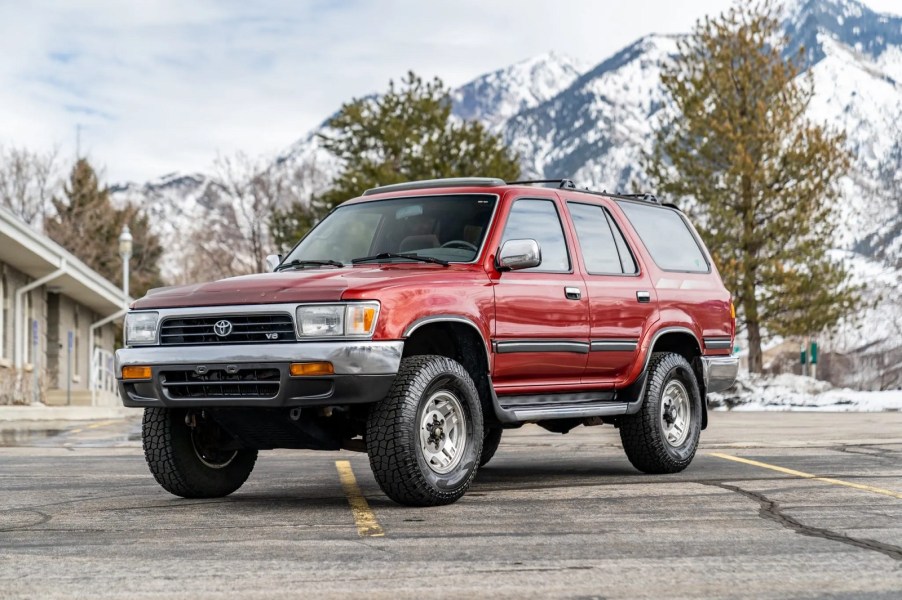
[441,240,478,252]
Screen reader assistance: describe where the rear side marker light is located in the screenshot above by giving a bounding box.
[122,365,152,380]
[290,362,334,376]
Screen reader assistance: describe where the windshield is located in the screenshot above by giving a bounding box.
[283,194,497,265]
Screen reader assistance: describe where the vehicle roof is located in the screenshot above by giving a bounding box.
[348,177,669,209]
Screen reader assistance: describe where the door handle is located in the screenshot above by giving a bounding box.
[636,291,651,303]
[565,287,582,300]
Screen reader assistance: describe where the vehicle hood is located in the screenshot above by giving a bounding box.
[131,265,476,309]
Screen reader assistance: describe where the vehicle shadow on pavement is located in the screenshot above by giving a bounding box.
[472,462,641,490]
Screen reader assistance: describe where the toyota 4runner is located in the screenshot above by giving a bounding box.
[117,177,739,506]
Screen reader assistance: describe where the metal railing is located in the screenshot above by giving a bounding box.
[90,347,117,405]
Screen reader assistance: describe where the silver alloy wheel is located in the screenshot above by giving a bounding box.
[419,389,468,474]
[660,379,691,447]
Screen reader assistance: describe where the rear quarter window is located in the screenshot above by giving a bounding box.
[616,201,709,273]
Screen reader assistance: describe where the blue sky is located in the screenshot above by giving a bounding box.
[0,0,898,183]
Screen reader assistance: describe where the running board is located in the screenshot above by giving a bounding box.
[505,402,629,421]
[492,389,630,424]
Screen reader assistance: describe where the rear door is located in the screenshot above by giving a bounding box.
[565,200,658,384]
[491,196,589,388]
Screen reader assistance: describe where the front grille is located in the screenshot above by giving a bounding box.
[159,314,296,345]
[160,368,281,399]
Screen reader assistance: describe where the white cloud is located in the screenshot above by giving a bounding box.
[0,0,897,183]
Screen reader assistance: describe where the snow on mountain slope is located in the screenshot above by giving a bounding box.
[111,173,218,279]
[501,35,677,189]
[783,0,902,66]
[451,51,587,128]
[806,34,902,247]
[268,51,587,188]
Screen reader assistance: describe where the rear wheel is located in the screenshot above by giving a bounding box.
[142,408,257,498]
[619,352,701,474]
[366,355,483,506]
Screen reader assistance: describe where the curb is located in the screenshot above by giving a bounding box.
[0,405,142,422]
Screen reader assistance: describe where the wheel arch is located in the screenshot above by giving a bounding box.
[628,326,709,430]
[402,316,496,426]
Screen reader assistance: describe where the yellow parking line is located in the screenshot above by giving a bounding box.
[85,419,119,430]
[711,452,902,500]
[335,460,385,537]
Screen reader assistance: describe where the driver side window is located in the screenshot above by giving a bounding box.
[501,199,570,273]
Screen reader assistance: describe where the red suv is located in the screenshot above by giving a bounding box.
[117,178,738,506]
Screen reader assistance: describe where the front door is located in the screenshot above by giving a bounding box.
[492,197,589,389]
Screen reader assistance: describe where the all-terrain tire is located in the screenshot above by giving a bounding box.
[479,427,503,467]
[366,355,483,506]
[142,407,257,499]
[619,352,702,474]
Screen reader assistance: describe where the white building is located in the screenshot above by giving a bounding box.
[0,206,128,406]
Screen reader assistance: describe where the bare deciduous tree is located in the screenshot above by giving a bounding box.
[0,145,59,226]
[177,153,318,281]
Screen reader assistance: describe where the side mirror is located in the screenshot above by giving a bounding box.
[264,254,282,272]
[496,239,541,271]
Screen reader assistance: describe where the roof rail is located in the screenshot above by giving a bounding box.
[607,193,660,204]
[508,179,576,189]
[362,177,506,196]
[508,179,659,203]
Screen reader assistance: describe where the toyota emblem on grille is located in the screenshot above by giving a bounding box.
[213,320,233,337]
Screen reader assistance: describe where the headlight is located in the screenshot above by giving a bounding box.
[125,312,159,345]
[296,303,379,338]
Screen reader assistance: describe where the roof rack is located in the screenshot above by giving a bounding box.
[605,193,660,204]
[362,177,505,196]
[361,177,661,205]
[508,179,659,204]
[508,179,576,189]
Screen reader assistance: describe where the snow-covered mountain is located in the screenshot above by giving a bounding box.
[451,51,587,128]
[111,173,219,279]
[113,0,901,291]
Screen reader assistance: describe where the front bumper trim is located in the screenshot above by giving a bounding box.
[114,341,403,409]
[115,340,404,376]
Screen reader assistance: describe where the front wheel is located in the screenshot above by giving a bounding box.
[479,427,503,467]
[366,355,483,506]
[618,352,702,474]
[142,408,257,498]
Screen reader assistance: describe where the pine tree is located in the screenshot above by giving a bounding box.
[272,72,520,244]
[45,158,163,299]
[646,0,859,374]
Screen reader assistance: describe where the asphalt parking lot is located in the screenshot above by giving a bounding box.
[1,412,901,599]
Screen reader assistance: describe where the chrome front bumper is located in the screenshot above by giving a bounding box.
[700,355,740,393]
[115,341,404,376]
[114,341,404,409]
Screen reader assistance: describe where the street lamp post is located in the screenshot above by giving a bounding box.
[119,225,132,308]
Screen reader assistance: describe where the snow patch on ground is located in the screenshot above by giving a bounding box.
[709,373,902,411]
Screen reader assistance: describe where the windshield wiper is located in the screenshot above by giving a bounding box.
[276,259,345,271]
[351,252,449,266]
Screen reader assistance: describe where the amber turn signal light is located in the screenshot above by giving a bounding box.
[289,362,334,376]
[122,365,152,380]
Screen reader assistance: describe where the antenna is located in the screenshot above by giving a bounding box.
[75,123,82,158]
